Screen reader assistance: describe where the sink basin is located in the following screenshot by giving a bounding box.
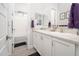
[40,28,47,30]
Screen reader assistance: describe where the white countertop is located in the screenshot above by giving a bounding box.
[33,29,79,45]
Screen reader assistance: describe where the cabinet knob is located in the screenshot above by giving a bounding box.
[52,42,53,46]
[41,36,43,40]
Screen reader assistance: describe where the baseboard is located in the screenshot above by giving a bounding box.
[14,42,27,48]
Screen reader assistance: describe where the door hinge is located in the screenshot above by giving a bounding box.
[52,42,53,46]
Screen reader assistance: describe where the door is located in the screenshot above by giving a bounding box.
[13,12,28,43]
[0,3,9,56]
[0,3,14,56]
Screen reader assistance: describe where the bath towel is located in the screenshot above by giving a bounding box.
[68,3,79,28]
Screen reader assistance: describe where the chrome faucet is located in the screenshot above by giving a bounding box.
[51,25,58,31]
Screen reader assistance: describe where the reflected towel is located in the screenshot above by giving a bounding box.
[31,20,34,28]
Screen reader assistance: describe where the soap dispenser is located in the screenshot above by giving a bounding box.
[31,20,34,28]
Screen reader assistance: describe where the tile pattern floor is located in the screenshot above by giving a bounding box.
[13,45,36,56]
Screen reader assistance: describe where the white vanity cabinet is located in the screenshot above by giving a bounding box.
[33,32,43,55]
[42,35,52,56]
[52,38,75,56]
[33,32,52,56]
[33,30,76,56]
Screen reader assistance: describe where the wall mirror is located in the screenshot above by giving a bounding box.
[60,11,69,20]
[35,13,45,26]
[60,12,65,20]
[51,8,57,25]
[59,11,69,26]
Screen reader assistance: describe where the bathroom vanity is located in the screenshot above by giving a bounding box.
[33,29,79,56]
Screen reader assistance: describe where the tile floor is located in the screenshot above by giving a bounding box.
[13,45,36,56]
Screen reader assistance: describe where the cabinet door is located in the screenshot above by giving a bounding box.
[42,35,52,56]
[33,32,37,48]
[33,32,52,56]
[37,34,43,55]
[75,45,79,56]
[0,4,9,56]
[33,32,43,55]
[53,38,75,56]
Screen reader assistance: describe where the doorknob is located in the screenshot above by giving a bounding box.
[6,35,12,40]
[6,35,9,40]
